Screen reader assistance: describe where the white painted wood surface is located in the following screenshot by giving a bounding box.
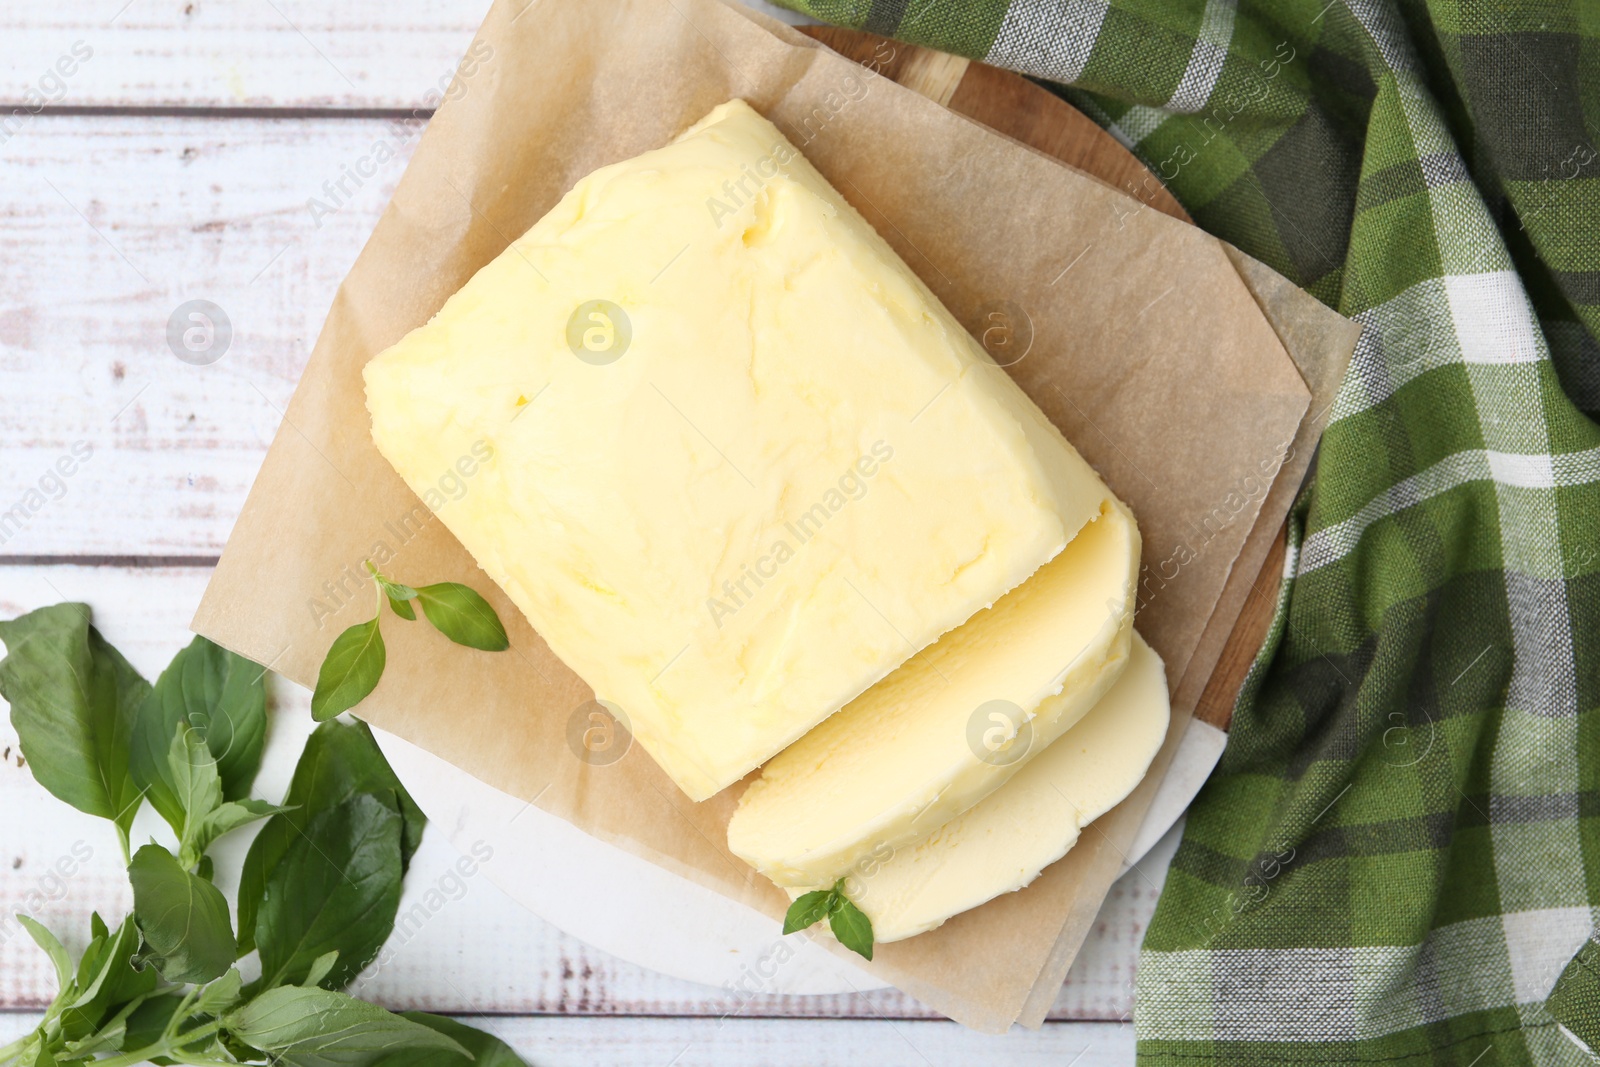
[0,1011,1138,1066]
[3,1,488,111]
[1,2,813,109]
[0,116,418,556]
[0,2,1160,1060]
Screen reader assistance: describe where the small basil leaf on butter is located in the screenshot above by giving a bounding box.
[311,618,385,721]
[414,583,508,651]
[782,890,834,936]
[828,896,875,961]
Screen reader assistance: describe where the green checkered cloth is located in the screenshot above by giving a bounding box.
[776,1,1600,1062]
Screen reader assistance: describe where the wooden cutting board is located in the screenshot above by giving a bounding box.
[797,25,1289,735]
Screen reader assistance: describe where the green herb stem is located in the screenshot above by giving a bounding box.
[91,1017,226,1067]
[0,1033,33,1063]
[162,984,203,1043]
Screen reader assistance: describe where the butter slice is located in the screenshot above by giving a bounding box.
[729,499,1139,888]
[809,632,1169,943]
[364,99,1114,800]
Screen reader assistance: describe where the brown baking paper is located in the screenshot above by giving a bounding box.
[194,0,1338,1032]
[1011,242,1360,1029]
[1165,245,1361,722]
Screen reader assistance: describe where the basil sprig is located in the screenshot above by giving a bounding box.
[0,606,149,859]
[782,878,877,960]
[311,562,509,721]
[0,603,530,1067]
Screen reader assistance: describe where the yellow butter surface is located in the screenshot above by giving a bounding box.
[365,100,1111,800]
[729,501,1139,887]
[795,632,1169,943]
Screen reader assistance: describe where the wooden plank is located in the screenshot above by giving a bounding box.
[462,1017,1138,1065]
[1,1,478,112]
[1194,525,1287,729]
[0,1010,1134,1064]
[0,1,813,111]
[0,564,1159,1020]
[0,116,413,555]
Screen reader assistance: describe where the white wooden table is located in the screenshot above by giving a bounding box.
[0,2,1181,1060]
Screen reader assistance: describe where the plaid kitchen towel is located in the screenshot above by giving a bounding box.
[775,1,1600,1063]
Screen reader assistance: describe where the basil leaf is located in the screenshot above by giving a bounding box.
[301,950,340,989]
[30,917,146,1051]
[256,794,403,990]
[131,636,268,834]
[374,1012,530,1067]
[371,569,419,621]
[312,618,385,721]
[61,914,155,1040]
[16,915,73,992]
[374,575,418,602]
[70,927,109,996]
[128,845,235,984]
[169,725,223,859]
[193,968,243,1017]
[237,720,424,955]
[782,890,834,936]
[415,583,508,651]
[828,896,875,961]
[60,992,150,1058]
[189,799,288,864]
[225,987,468,1065]
[119,993,187,1054]
[0,604,149,840]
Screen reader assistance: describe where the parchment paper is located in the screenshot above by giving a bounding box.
[1011,243,1360,1029]
[194,0,1341,1032]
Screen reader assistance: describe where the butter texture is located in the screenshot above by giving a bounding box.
[808,631,1169,943]
[728,499,1140,888]
[364,99,1113,800]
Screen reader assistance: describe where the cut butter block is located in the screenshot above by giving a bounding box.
[800,631,1169,943]
[364,98,1115,800]
[728,499,1139,888]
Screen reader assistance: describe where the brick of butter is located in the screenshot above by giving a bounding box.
[364,99,1113,801]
